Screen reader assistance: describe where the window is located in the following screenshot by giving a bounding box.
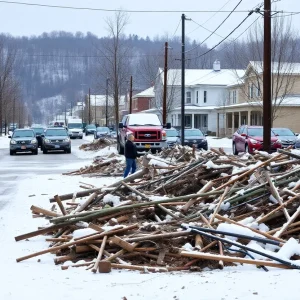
[256,85,261,97]
[232,90,237,104]
[186,91,191,104]
[228,91,231,102]
[249,84,254,99]
[196,91,199,104]
[204,91,207,103]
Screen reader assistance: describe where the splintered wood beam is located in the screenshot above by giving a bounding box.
[180,252,292,269]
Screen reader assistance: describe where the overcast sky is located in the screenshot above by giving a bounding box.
[0,0,299,45]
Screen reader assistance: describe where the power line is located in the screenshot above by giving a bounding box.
[185,0,244,54]
[189,9,257,60]
[169,18,182,40]
[187,0,234,34]
[0,0,273,13]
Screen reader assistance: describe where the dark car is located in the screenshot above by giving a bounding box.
[94,127,111,139]
[42,128,71,154]
[272,127,298,149]
[31,126,45,148]
[165,128,179,147]
[9,129,38,155]
[232,125,282,154]
[177,128,208,150]
[85,124,97,136]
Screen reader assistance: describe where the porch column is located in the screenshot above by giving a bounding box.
[248,110,251,126]
[231,112,234,135]
[238,111,241,127]
[192,113,195,129]
[217,113,219,137]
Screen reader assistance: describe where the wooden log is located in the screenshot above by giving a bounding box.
[265,172,290,221]
[54,195,67,215]
[180,252,292,269]
[156,204,179,220]
[109,236,136,252]
[195,234,204,250]
[30,205,60,218]
[16,224,138,263]
[15,224,67,242]
[125,231,191,243]
[91,235,108,273]
[74,192,98,213]
[257,193,300,225]
[110,263,189,272]
[121,181,149,200]
[209,186,230,225]
[49,188,102,202]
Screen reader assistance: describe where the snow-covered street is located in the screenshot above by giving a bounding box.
[1,136,300,300]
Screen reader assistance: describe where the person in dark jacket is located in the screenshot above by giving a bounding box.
[124,134,138,178]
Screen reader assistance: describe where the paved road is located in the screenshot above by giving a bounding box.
[0,139,87,211]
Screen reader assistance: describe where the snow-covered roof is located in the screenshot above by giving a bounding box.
[89,95,126,106]
[158,68,245,87]
[133,87,154,99]
[247,61,300,75]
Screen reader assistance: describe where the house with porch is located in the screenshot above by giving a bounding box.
[217,61,300,136]
[143,61,244,134]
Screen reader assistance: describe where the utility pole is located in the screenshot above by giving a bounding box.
[263,0,272,153]
[163,41,168,126]
[129,75,133,114]
[181,14,186,146]
[106,78,109,126]
[88,87,91,124]
[94,95,97,125]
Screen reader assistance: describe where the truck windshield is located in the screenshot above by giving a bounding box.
[128,114,161,126]
[68,124,82,129]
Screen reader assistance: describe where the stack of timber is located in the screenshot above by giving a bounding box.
[79,137,115,151]
[15,147,300,273]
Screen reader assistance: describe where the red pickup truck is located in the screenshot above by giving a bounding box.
[118,113,170,154]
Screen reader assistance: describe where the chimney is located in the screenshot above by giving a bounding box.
[213,59,221,72]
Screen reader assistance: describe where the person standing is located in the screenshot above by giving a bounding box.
[124,133,138,178]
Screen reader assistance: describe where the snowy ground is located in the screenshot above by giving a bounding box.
[2,134,300,299]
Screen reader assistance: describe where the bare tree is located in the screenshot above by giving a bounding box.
[94,11,131,129]
[0,39,18,135]
[227,16,298,124]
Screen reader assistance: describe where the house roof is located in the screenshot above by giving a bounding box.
[246,61,300,75]
[89,95,126,106]
[158,68,245,87]
[133,87,154,99]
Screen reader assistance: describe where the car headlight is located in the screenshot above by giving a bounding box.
[184,139,188,142]
[10,139,17,144]
[31,139,37,144]
[162,131,167,141]
[64,138,70,142]
[44,138,51,143]
[276,139,282,144]
[249,138,258,144]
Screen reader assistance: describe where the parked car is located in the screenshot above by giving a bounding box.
[272,127,298,149]
[165,128,179,147]
[9,128,38,155]
[31,126,45,148]
[94,127,111,139]
[41,127,71,154]
[177,128,208,150]
[232,125,282,154]
[85,124,97,136]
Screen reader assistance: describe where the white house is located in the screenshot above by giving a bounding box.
[145,61,244,134]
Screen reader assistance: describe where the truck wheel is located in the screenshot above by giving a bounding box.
[117,142,124,155]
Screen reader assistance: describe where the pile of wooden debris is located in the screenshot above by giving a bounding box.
[15,147,300,273]
[79,137,115,151]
